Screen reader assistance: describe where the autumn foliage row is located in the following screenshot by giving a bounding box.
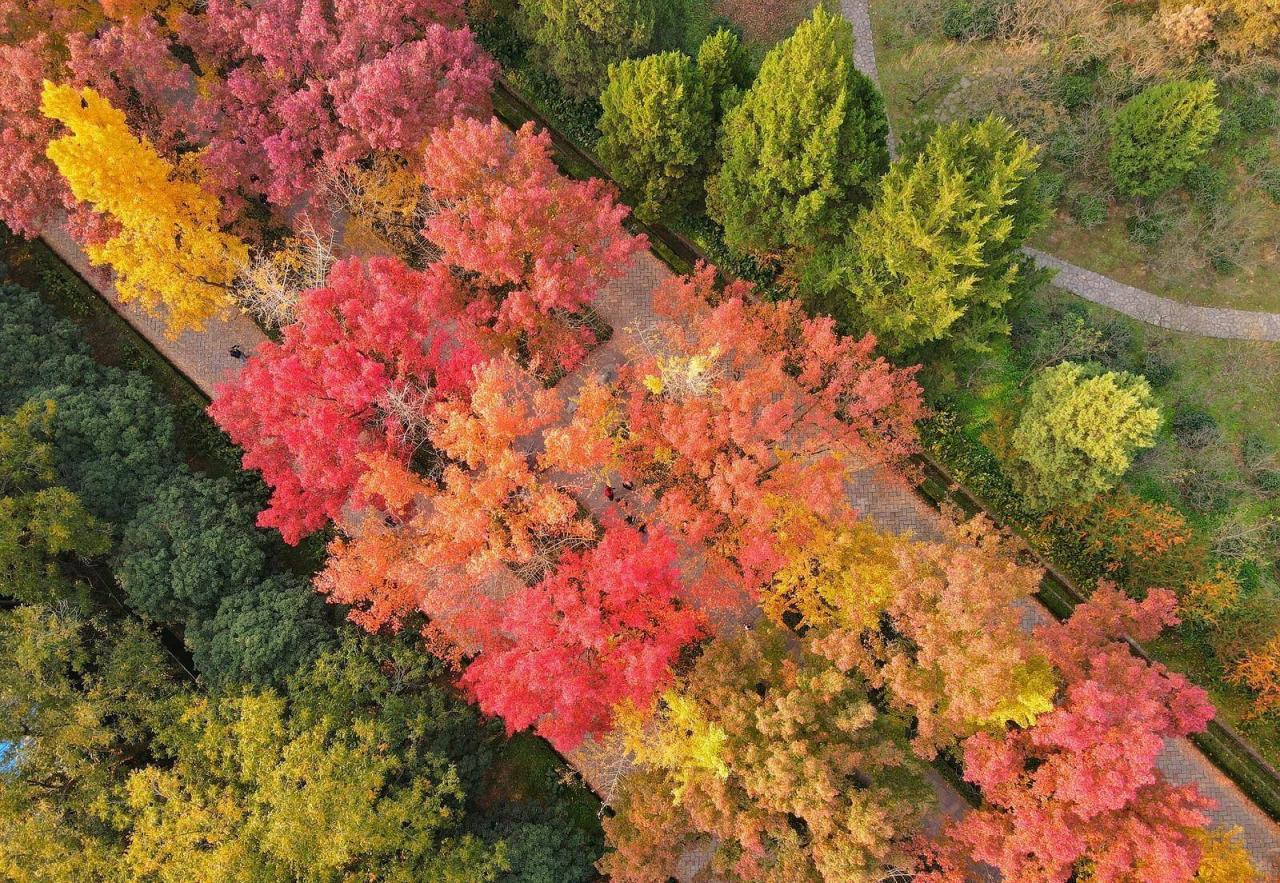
[212,241,1236,879]
[4,1,1251,878]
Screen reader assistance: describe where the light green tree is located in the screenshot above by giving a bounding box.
[804,115,1048,355]
[0,399,110,606]
[121,637,508,882]
[0,604,179,880]
[597,51,713,220]
[1108,79,1221,198]
[707,7,889,256]
[1011,361,1161,510]
[694,27,752,120]
[518,0,659,99]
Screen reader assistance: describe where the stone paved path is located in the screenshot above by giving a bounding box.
[1026,248,1280,341]
[842,0,1280,343]
[41,225,269,398]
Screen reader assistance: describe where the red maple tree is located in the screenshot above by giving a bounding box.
[545,264,925,603]
[460,520,705,752]
[209,257,482,544]
[419,116,645,373]
[180,0,494,217]
[920,583,1216,883]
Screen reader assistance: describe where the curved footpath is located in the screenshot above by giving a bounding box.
[842,0,1280,343]
[42,220,1280,871]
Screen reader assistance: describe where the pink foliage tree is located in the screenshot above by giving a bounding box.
[921,583,1216,883]
[0,32,63,236]
[419,116,645,373]
[182,0,495,214]
[459,520,706,752]
[209,256,483,544]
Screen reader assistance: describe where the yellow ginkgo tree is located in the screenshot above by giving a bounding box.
[41,82,246,334]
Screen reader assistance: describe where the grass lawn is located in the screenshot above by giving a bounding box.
[933,282,1280,762]
[866,0,1280,314]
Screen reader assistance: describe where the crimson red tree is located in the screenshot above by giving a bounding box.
[180,0,494,217]
[209,257,482,544]
[419,116,645,373]
[460,521,705,752]
[921,584,1216,883]
[545,264,925,605]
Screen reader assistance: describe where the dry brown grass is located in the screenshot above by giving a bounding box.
[713,0,817,46]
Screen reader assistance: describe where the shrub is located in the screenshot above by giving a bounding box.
[1228,631,1280,717]
[1140,350,1176,386]
[1010,361,1161,510]
[1183,163,1229,210]
[518,0,660,99]
[708,7,888,255]
[1108,80,1221,198]
[1171,404,1220,449]
[597,50,714,221]
[1125,210,1172,246]
[1179,565,1243,626]
[1070,192,1109,228]
[941,0,1005,40]
[1261,166,1280,204]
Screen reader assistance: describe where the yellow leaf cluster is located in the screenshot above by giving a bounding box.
[1192,826,1267,882]
[619,692,729,801]
[42,83,246,335]
[764,499,899,631]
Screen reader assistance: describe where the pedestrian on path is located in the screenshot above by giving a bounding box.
[229,344,247,361]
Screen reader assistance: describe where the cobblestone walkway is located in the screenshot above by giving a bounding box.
[1026,248,1280,341]
[841,0,1280,343]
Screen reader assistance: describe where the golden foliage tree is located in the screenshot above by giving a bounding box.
[41,82,246,334]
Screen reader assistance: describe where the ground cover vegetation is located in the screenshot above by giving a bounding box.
[1,0,1276,879]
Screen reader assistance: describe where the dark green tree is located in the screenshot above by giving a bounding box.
[1109,80,1221,198]
[115,469,266,623]
[33,374,179,525]
[519,0,659,99]
[803,115,1049,355]
[0,399,109,605]
[189,573,334,687]
[597,50,714,220]
[707,7,888,256]
[0,282,101,411]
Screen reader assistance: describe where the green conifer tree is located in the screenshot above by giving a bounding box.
[1108,80,1221,198]
[519,0,659,99]
[1011,361,1161,510]
[707,7,889,256]
[804,115,1048,355]
[597,51,714,220]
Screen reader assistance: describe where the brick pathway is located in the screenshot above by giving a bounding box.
[843,0,1280,343]
[41,226,269,398]
[46,180,1280,875]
